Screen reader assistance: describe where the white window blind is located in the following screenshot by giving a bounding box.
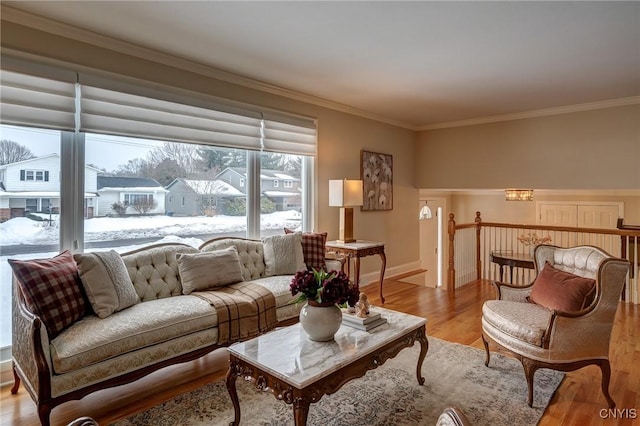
[0,58,77,131]
[1,56,317,155]
[79,85,264,150]
[262,112,317,156]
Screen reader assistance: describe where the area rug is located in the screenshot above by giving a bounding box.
[115,337,564,426]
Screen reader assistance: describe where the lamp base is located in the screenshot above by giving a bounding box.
[338,207,356,243]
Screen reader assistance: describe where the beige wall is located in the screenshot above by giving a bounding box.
[1,21,420,279]
[416,105,640,190]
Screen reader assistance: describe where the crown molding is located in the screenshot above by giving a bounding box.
[1,5,417,131]
[417,97,640,131]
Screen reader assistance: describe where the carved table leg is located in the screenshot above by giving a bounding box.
[226,362,241,426]
[378,250,387,304]
[415,326,428,385]
[293,397,311,426]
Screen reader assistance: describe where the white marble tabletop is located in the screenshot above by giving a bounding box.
[228,307,426,389]
[325,240,384,249]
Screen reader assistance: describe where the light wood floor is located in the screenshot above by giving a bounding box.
[1,277,638,426]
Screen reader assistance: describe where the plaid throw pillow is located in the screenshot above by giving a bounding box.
[284,228,327,271]
[9,251,87,338]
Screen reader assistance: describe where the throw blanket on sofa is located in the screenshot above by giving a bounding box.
[193,282,277,345]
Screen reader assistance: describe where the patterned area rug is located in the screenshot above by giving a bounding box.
[115,337,563,426]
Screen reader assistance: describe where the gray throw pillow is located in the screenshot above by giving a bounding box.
[262,233,306,276]
[74,250,140,318]
[177,246,244,294]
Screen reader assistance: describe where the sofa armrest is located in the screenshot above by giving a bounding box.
[12,279,53,401]
[492,281,532,302]
[325,257,346,272]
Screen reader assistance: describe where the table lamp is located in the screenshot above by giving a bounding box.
[329,179,363,243]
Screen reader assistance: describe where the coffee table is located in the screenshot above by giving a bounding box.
[226,307,428,425]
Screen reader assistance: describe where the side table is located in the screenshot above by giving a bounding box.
[325,240,387,303]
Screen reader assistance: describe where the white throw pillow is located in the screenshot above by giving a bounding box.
[74,250,140,318]
[177,246,244,294]
[262,233,306,276]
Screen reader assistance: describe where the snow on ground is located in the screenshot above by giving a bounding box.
[0,211,302,348]
[1,210,302,245]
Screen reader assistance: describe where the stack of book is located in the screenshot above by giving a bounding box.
[342,309,387,331]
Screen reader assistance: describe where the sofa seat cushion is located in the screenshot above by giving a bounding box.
[249,275,297,309]
[50,295,217,374]
[482,300,552,347]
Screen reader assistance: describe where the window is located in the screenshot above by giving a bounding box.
[0,125,62,350]
[25,198,38,212]
[0,63,317,355]
[20,169,49,181]
[284,180,293,188]
[273,180,279,188]
[124,193,153,205]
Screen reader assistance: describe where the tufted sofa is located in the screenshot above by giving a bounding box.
[11,237,341,426]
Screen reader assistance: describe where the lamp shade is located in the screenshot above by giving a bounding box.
[329,179,363,207]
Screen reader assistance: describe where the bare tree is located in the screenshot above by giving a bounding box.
[0,140,35,165]
[147,142,200,175]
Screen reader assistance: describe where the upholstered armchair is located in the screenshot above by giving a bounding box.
[482,244,629,408]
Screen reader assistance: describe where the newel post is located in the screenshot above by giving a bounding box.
[448,213,456,292]
[475,211,482,280]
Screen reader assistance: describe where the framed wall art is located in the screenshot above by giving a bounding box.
[360,150,393,211]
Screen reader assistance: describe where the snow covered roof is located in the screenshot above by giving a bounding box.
[183,179,244,196]
[263,190,301,197]
[225,167,299,181]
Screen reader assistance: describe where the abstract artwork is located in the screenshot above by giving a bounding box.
[360,150,393,211]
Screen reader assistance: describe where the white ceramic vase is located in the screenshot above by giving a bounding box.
[299,301,342,342]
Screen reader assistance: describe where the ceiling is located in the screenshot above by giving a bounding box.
[4,1,640,129]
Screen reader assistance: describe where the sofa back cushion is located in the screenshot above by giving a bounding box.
[200,238,266,280]
[284,228,328,271]
[74,250,140,318]
[263,233,306,276]
[122,244,199,301]
[9,251,87,338]
[177,247,244,294]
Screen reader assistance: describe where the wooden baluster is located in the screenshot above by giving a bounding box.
[475,211,482,280]
[448,213,456,292]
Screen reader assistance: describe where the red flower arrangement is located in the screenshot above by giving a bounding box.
[290,269,359,306]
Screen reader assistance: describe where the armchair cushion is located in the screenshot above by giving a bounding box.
[483,300,551,347]
[529,262,596,312]
[9,251,87,338]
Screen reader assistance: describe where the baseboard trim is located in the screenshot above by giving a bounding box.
[1,358,13,387]
[359,261,423,287]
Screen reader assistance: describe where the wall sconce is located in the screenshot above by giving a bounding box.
[505,189,534,201]
[329,179,363,243]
